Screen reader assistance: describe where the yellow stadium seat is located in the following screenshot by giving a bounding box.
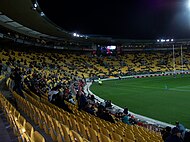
[33,131,45,142]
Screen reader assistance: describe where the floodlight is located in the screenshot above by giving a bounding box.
[34,3,37,8]
[32,2,37,10]
[188,0,190,9]
[161,39,165,42]
[73,33,77,36]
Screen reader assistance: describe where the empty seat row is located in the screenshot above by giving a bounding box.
[0,92,45,142]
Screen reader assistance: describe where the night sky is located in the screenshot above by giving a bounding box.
[37,0,190,39]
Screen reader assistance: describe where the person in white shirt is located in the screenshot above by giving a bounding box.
[48,87,59,102]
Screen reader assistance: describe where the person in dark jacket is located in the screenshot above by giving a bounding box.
[55,93,73,113]
[13,68,24,98]
[78,93,87,110]
[162,126,171,141]
[165,127,183,142]
[97,109,115,123]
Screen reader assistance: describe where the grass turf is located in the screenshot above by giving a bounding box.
[90,74,190,128]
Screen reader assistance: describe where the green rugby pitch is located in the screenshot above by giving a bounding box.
[90,74,190,128]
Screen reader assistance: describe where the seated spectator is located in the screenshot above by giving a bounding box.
[122,113,131,125]
[123,107,128,115]
[88,94,95,103]
[128,114,137,125]
[96,103,105,115]
[161,126,171,141]
[83,104,95,115]
[176,121,186,139]
[68,95,76,105]
[12,68,24,98]
[105,100,112,108]
[165,127,183,142]
[98,109,115,123]
[48,86,59,103]
[54,93,73,113]
[78,93,88,111]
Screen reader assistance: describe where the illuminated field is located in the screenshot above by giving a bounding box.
[90,74,190,128]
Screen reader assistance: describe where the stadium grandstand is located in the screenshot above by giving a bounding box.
[0,0,190,142]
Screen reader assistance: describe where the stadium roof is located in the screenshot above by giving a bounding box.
[0,0,119,44]
[0,0,72,40]
[1,0,190,46]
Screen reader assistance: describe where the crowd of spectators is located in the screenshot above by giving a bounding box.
[7,64,147,128]
[161,122,190,142]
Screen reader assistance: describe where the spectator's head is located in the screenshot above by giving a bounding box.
[172,127,181,137]
[123,107,128,115]
[165,126,171,132]
[90,94,95,101]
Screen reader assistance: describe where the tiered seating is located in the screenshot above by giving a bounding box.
[0,92,45,142]
[1,48,188,142]
[0,47,176,142]
[1,49,190,79]
[7,76,164,142]
[1,48,175,141]
[9,85,88,141]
